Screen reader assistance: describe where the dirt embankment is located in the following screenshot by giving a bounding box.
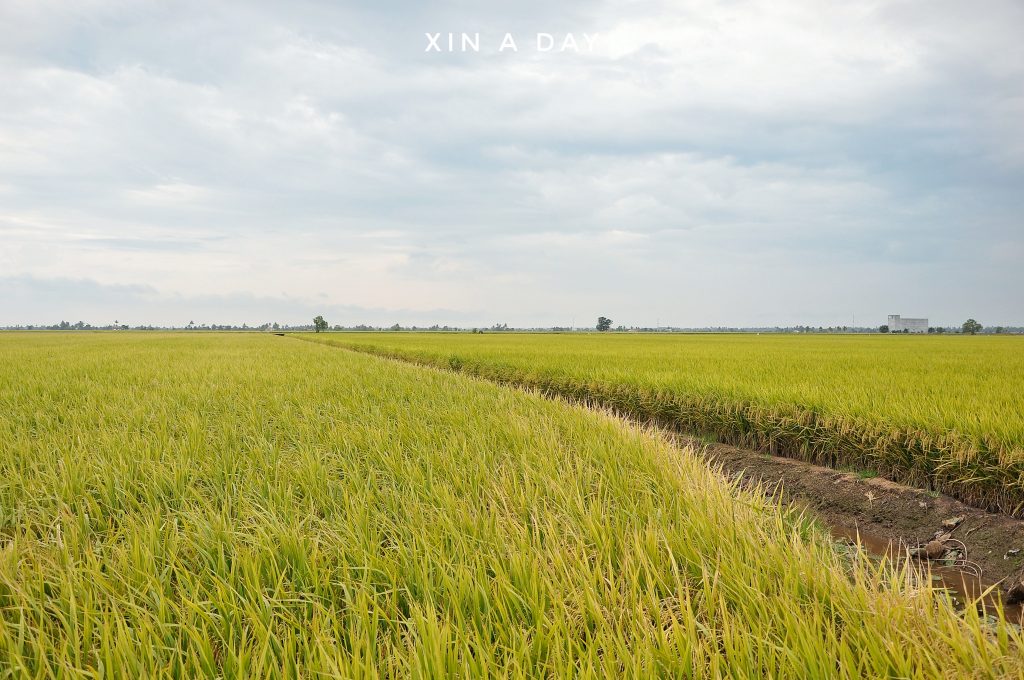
[689,434,1024,604]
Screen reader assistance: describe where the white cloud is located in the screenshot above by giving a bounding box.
[0,0,1021,326]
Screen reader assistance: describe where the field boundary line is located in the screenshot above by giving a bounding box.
[291,334,1024,518]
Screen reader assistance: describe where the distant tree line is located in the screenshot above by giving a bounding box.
[3,317,1022,334]
[877,319,1002,335]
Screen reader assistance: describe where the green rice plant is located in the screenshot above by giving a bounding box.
[0,333,1021,677]
[304,333,1024,514]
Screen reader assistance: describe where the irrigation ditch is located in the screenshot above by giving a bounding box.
[700,435,1024,619]
[294,335,1024,618]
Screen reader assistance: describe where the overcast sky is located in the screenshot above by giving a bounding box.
[1,0,1022,327]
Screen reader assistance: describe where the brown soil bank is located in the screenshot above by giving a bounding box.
[318,339,1024,516]
[694,436,1024,606]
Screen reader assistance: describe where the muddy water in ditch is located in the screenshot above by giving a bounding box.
[829,525,1023,622]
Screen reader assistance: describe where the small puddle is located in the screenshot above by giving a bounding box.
[829,524,1023,622]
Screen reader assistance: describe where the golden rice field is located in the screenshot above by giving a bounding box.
[307,333,1024,514]
[2,332,1022,677]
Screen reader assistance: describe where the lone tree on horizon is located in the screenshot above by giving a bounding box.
[962,318,982,335]
[313,315,329,333]
[596,316,613,332]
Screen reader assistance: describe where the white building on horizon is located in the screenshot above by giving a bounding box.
[888,314,928,333]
